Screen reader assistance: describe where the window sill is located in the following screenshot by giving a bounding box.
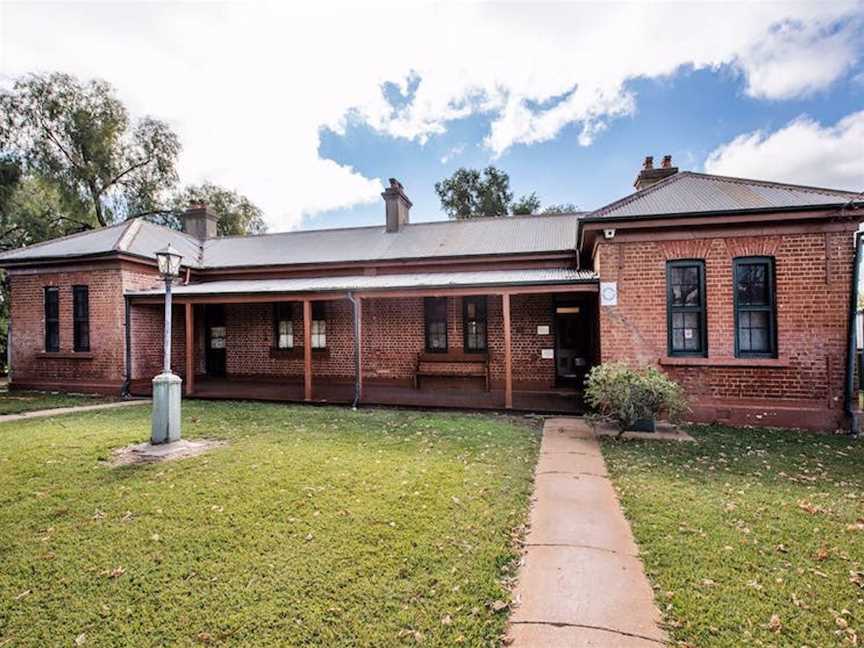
[37,352,94,360]
[659,356,789,368]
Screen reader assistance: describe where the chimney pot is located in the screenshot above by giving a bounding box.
[182,202,220,240]
[634,154,678,191]
[382,177,412,233]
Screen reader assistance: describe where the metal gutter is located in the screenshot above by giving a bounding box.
[581,202,859,225]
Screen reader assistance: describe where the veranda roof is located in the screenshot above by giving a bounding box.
[126,268,597,298]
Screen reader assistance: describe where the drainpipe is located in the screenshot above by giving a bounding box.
[346,291,361,409]
[844,230,862,434]
[122,295,132,398]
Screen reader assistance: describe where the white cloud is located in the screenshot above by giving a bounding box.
[705,111,864,191]
[440,144,465,165]
[1,2,861,229]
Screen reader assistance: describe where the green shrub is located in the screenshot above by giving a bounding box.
[584,362,687,431]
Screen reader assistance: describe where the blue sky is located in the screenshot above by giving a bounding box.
[309,63,864,229]
[3,2,864,232]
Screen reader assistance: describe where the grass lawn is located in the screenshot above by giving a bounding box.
[0,386,114,415]
[602,425,864,647]
[0,402,539,647]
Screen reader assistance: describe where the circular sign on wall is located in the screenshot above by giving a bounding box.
[600,281,618,306]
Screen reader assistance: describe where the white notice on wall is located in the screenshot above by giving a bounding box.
[541,349,554,359]
[600,281,618,306]
[537,325,550,335]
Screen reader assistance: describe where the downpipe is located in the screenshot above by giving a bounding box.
[121,295,132,398]
[346,291,361,409]
[844,230,862,436]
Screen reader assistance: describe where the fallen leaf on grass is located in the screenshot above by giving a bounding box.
[490,600,508,612]
[74,633,86,646]
[14,590,31,600]
[108,567,125,579]
[850,571,864,588]
[846,520,864,532]
[441,614,452,625]
[767,614,782,633]
[815,544,830,561]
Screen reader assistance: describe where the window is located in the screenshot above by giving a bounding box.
[463,296,487,352]
[424,297,448,352]
[273,303,293,349]
[44,287,59,352]
[666,260,707,356]
[72,285,90,352]
[734,257,777,358]
[311,301,326,349]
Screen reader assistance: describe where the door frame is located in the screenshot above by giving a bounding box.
[552,295,596,388]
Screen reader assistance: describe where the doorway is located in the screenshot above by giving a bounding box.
[204,304,226,377]
[554,299,593,387]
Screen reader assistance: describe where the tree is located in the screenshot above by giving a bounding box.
[148,182,267,236]
[511,192,541,215]
[542,202,579,214]
[434,166,513,219]
[0,72,181,228]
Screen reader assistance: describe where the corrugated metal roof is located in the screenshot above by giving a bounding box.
[592,172,861,219]
[126,268,597,296]
[0,213,580,268]
[200,214,581,268]
[0,219,203,268]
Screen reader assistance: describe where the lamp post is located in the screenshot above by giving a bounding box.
[151,244,183,444]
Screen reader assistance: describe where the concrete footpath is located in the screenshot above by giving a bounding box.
[0,399,149,424]
[507,418,667,647]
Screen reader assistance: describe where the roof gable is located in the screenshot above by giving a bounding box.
[591,172,861,219]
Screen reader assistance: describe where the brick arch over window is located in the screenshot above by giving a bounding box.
[723,236,782,258]
[659,239,714,261]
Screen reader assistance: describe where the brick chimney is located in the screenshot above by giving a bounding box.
[382,178,412,233]
[182,202,219,240]
[633,154,678,191]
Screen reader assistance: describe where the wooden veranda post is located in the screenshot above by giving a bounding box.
[185,303,194,395]
[303,299,313,401]
[502,292,513,409]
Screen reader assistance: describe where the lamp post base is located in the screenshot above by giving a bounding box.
[151,371,182,444]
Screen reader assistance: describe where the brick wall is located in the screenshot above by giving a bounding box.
[596,226,856,430]
[8,262,161,393]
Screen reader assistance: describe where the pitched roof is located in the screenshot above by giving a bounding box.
[0,218,203,267]
[590,171,862,219]
[0,212,582,268]
[127,268,596,297]
[202,213,582,268]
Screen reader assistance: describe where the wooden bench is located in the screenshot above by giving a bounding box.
[414,352,490,391]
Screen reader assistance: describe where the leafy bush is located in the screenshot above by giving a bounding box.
[584,363,687,432]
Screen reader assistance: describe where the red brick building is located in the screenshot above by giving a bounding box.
[2,160,862,430]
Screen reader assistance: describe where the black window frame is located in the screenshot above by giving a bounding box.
[734,256,777,359]
[311,301,327,349]
[462,296,487,353]
[44,287,60,353]
[72,285,90,352]
[666,259,707,357]
[273,302,294,350]
[424,297,448,353]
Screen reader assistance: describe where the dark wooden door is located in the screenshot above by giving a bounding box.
[554,302,592,387]
[204,305,226,377]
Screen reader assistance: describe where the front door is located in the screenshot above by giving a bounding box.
[204,304,226,377]
[554,301,592,387]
